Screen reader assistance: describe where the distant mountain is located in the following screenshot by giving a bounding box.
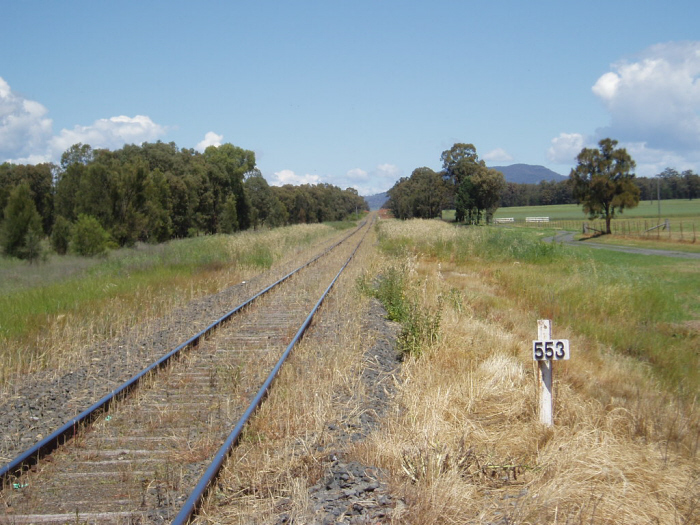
[490,164,567,184]
[363,192,389,211]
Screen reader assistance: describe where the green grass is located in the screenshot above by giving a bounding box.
[0,237,240,341]
[0,224,344,375]
[444,200,700,250]
[442,199,699,223]
[357,263,441,358]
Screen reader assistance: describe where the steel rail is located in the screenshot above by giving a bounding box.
[172,217,372,525]
[0,222,366,485]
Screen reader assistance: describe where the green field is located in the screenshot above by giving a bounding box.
[441,199,699,222]
[493,199,700,221]
[442,200,700,244]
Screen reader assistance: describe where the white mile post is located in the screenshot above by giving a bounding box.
[537,319,553,426]
[532,319,570,427]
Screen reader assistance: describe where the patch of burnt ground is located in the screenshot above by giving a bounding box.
[275,299,402,525]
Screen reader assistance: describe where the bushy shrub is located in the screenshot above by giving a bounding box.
[70,214,111,257]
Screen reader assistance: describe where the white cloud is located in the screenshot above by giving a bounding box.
[547,132,588,164]
[269,169,321,186]
[196,131,223,152]
[483,148,513,163]
[591,72,620,101]
[0,77,53,162]
[546,41,700,176]
[341,164,401,196]
[346,168,369,182]
[0,76,168,164]
[266,163,400,196]
[621,141,700,177]
[375,163,400,180]
[592,41,700,152]
[49,115,166,157]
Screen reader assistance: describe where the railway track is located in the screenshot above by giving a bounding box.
[1,219,372,524]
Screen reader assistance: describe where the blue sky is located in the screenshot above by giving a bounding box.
[2,1,700,195]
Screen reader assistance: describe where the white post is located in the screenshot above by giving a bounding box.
[538,319,553,426]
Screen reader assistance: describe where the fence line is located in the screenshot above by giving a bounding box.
[495,218,697,243]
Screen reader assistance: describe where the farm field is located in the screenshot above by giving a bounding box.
[442,199,700,247]
[494,199,700,220]
[444,199,699,225]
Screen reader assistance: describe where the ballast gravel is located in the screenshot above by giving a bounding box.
[274,299,403,525]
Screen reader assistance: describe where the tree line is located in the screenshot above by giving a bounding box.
[0,141,368,260]
[387,142,699,222]
[387,143,506,223]
[500,168,700,207]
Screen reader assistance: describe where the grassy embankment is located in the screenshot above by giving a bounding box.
[0,222,355,387]
[355,219,699,523]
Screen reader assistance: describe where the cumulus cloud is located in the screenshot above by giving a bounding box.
[623,141,699,177]
[549,42,700,176]
[0,76,168,164]
[269,169,321,186]
[195,131,223,152]
[592,41,700,151]
[483,148,513,163]
[0,77,53,162]
[49,115,166,157]
[547,132,588,164]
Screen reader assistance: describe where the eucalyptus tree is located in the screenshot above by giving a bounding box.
[0,162,54,233]
[1,182,44,260]
[203,143,255,232]
[570,138,639,234]
[440,143,505,224]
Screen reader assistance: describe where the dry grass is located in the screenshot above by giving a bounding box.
[194,230,382,523]
[0,223,346,390]
[350,220,699,524]
[193,218,699,523]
